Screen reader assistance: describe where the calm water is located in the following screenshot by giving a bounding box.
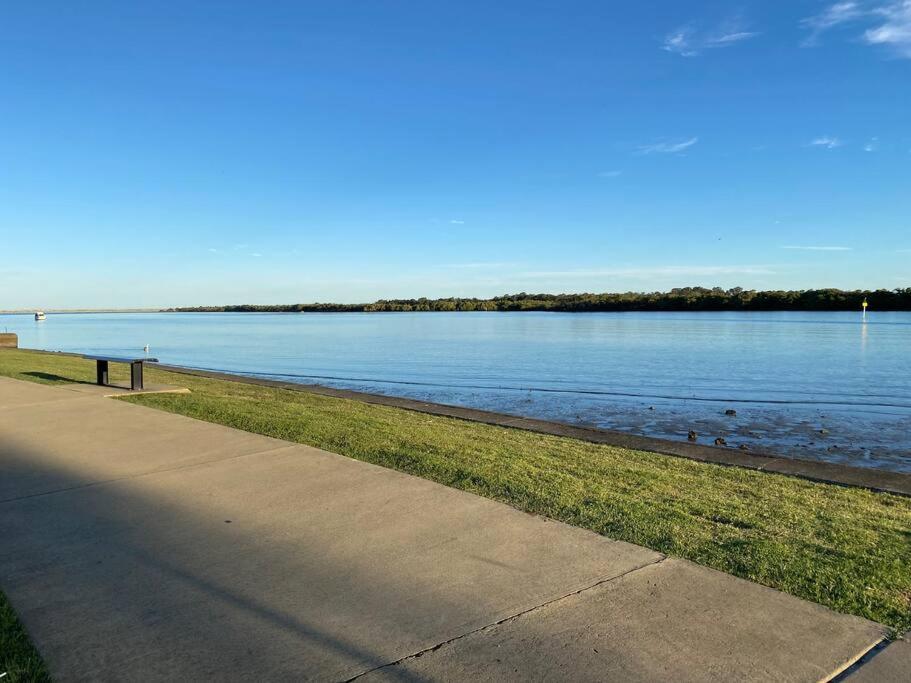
[2,311,910,472]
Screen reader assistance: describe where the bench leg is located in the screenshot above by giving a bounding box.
[96,360,109,386]
[131,362,143,391]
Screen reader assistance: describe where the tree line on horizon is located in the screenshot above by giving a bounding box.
[163,287,911,313]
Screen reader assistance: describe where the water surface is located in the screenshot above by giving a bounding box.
[2,311,909,472]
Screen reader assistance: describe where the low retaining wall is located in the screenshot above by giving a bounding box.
[0,333,18,348]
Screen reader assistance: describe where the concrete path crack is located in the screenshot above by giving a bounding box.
[342,555,669,682]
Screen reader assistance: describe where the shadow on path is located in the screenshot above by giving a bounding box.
[0,427,643,681]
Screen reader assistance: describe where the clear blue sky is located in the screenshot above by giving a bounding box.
[1,1,909,308]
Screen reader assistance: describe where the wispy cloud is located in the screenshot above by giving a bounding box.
[638,137,699,155]
[251,252,263,257]
[864,1,911,57]
[810,136,843,149]
[801,1,911,57]
[802,2,864,45]
[864,137,880,151]
[449,219,465,225]
[598,170,622,178]
[207,248,219,253]
[663,28,699,57]
[781,245,853,251]
[710,31,759,45]
[663,19,759,56]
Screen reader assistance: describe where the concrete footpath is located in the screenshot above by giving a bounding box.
[0,376,900,681]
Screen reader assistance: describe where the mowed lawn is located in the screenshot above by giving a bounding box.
[1,348,909,655]
[0,590,49,682]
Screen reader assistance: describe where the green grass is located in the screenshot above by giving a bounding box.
[1,348,910,641]
[1,591,50,682]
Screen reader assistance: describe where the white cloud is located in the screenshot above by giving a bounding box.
[801,1,911,57]
[781,245,853,251]
[709,31,759,45]
[810,136,843,149]
[663,28,699,57]
[598,170,622,178]
[450,219,465,225]
[864,137,880,151]
[801,2,865,45]
[251,252,262,257]
[208,248,219,253]
[638,137,699,154]
[864,1,911,57]
[662,20,758,56]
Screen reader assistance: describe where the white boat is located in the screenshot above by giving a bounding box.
[34,311,46,321]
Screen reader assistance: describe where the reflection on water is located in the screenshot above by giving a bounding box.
[1,311,909,472]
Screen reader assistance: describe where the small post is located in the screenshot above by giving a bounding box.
[96,360,109,386]
[130,361,144,391]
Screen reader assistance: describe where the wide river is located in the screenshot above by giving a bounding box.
[2,311,909,472]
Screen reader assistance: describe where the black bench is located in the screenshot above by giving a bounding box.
[83,355,158,391]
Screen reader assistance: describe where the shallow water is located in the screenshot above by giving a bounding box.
[3,311,909,472]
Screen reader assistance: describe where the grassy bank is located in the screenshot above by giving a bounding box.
[1,349,910,638]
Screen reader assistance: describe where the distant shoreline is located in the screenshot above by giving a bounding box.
[165,286,911,312]
[5,287,911,314]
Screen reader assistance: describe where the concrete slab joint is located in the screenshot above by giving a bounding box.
[344,555,669,682]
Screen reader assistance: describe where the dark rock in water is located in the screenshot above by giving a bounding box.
[649,406,655,411]
[725,409,737,416]
[688,430,698,441]
[714,437,727,446]
[819,429,829,435]
[738,444,749,450]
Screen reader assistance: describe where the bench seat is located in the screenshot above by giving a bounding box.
[83,355,159,391]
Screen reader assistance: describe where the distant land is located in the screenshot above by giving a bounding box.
[164,287,911,313]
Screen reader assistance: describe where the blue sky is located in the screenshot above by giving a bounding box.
[1,1,909,308]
